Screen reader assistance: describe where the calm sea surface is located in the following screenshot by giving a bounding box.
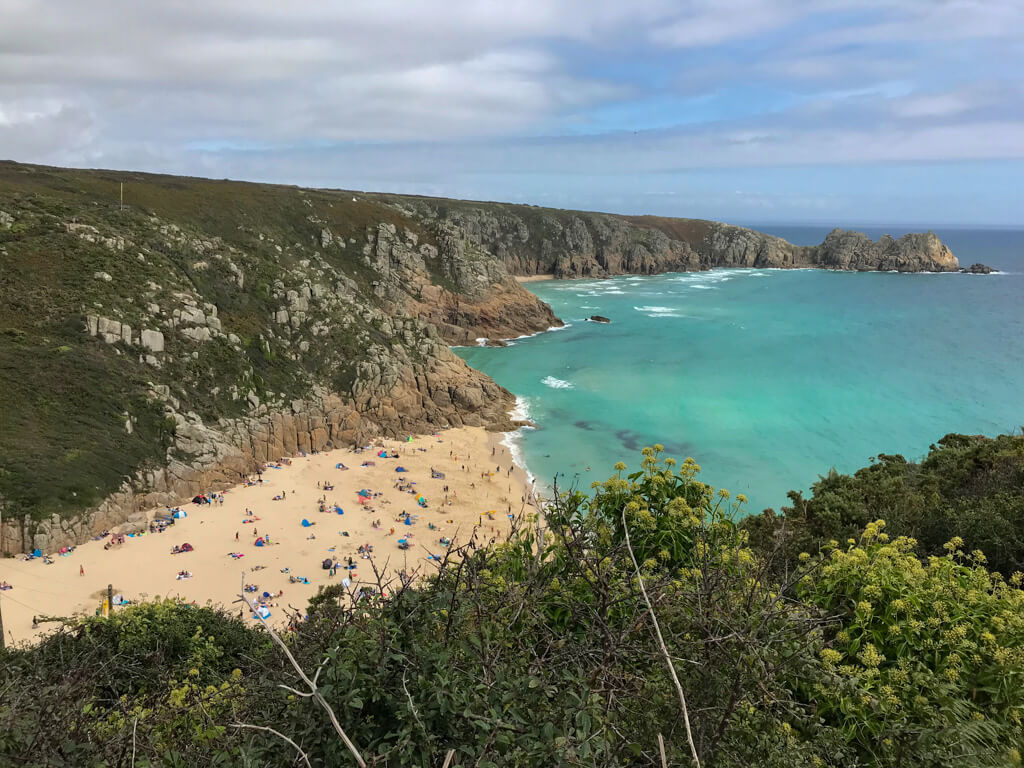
[457,228,1024,513]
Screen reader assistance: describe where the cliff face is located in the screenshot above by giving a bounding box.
[376,200,959,278]
[802,229,958,272]
[0,161,959,553]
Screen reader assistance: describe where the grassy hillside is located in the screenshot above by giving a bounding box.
[0,162,459,526]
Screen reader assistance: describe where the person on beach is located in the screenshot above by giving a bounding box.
[79,565,84,576]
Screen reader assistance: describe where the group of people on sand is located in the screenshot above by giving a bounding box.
[192,493,225,506]
[13,438,518,632]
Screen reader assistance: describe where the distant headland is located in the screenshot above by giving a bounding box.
[0,160,978,554]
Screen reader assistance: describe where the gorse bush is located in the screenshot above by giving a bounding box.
[2,446,1023,766]
[743,432,1024,577]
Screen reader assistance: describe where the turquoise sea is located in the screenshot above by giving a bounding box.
[457,227,1024,514]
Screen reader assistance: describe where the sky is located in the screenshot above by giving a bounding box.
[1,0,1022,227]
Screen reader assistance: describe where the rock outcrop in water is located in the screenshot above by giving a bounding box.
[0,161,961,553]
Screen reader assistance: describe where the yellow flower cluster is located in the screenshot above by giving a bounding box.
[858,643,884,668]
[820,648,842,666]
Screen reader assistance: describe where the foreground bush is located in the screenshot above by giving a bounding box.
[2,446,1022,766]
[744,432,1024,576]
[799,522,1024,766]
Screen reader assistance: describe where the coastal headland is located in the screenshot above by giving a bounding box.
[0,160,964,565]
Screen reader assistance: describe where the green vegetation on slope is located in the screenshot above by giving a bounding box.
[743,432,1024,577]
[0,163,442,525]
[3,444,1022,767]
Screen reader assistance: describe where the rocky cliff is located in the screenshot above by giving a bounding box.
[372,199,959,278]
[0,161,958,553]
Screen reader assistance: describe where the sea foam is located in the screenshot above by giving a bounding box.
[542,376,573,389]
[502,396,536,487]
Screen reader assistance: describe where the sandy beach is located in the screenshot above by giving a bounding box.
[0,427,536,646]
[514,274,555,283]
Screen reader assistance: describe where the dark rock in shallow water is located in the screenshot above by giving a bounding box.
[588,315,611,323]
[960,263,995,274]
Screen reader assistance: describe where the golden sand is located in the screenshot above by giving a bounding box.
[0,427,536,645]
[513,274,555,283]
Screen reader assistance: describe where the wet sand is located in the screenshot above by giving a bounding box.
[0,427,536,645]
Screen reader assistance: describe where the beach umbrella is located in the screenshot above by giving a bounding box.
[301,519,313,527]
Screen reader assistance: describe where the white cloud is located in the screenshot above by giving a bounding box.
[0,0,1020,228]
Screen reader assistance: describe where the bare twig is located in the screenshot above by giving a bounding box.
[621,507,701,768]
[237,573,367,767]
[403,669,426,734]
[658,732,668,768]
[131,716,138,767]
[441,748,456,768]
[231,722,313,768]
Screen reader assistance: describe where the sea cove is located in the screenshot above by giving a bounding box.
[459,229,1024,513]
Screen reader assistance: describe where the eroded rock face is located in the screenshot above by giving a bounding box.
[803,230,958,272]
[3,367,515,554]
[363,215,562,343]
[382,200,959,279]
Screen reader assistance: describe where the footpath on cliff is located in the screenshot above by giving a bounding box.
[0,427,537,646]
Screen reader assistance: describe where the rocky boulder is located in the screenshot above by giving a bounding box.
[960,263,995,274]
